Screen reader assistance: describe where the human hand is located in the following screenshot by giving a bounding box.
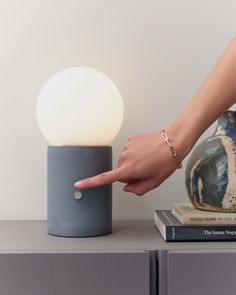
[74,128,186,196]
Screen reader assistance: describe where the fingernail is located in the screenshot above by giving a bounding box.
[74,181,82,188]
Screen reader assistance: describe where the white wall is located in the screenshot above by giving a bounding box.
[0,0,235,219]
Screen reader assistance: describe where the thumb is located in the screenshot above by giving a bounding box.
[123,178,156,196]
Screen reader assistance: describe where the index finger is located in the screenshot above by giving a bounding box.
[74,168,123,189]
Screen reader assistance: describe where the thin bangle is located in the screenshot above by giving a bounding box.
[160,129,183,169]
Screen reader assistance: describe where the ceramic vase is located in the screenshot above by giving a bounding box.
[185,110,236,212]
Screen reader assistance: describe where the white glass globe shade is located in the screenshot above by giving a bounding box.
[36,67,124,146]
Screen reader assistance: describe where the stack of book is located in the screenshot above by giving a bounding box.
[154,203,236,242]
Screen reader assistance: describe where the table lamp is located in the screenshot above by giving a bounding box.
[36,67,124,237]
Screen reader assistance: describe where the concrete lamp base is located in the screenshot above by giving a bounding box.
[47,146,112,237]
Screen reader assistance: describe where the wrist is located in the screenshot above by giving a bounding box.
[164,119,197,162]
[160,129,183,169]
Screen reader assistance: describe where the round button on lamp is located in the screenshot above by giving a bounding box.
[36,67,124,237]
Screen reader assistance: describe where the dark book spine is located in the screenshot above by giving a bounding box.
[165,226,236,241]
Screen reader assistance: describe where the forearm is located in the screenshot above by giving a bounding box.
[167,36,236,159]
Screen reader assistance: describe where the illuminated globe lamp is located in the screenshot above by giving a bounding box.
[36,67,124,237]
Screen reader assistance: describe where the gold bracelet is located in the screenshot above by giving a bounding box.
[160,129,182,169]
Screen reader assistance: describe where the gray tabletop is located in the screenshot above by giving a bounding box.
[0,220,236,253]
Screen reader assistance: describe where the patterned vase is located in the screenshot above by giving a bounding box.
[185,110,236,212]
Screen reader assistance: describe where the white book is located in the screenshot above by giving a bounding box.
[171,203,236,225]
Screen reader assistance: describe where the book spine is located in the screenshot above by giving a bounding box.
[187,217,236,224]
[165,226,236,241]
[171,209,236,225]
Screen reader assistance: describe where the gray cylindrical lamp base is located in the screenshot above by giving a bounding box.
[47,146,112,237]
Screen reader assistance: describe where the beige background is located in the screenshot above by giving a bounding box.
[0,0,235,219]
